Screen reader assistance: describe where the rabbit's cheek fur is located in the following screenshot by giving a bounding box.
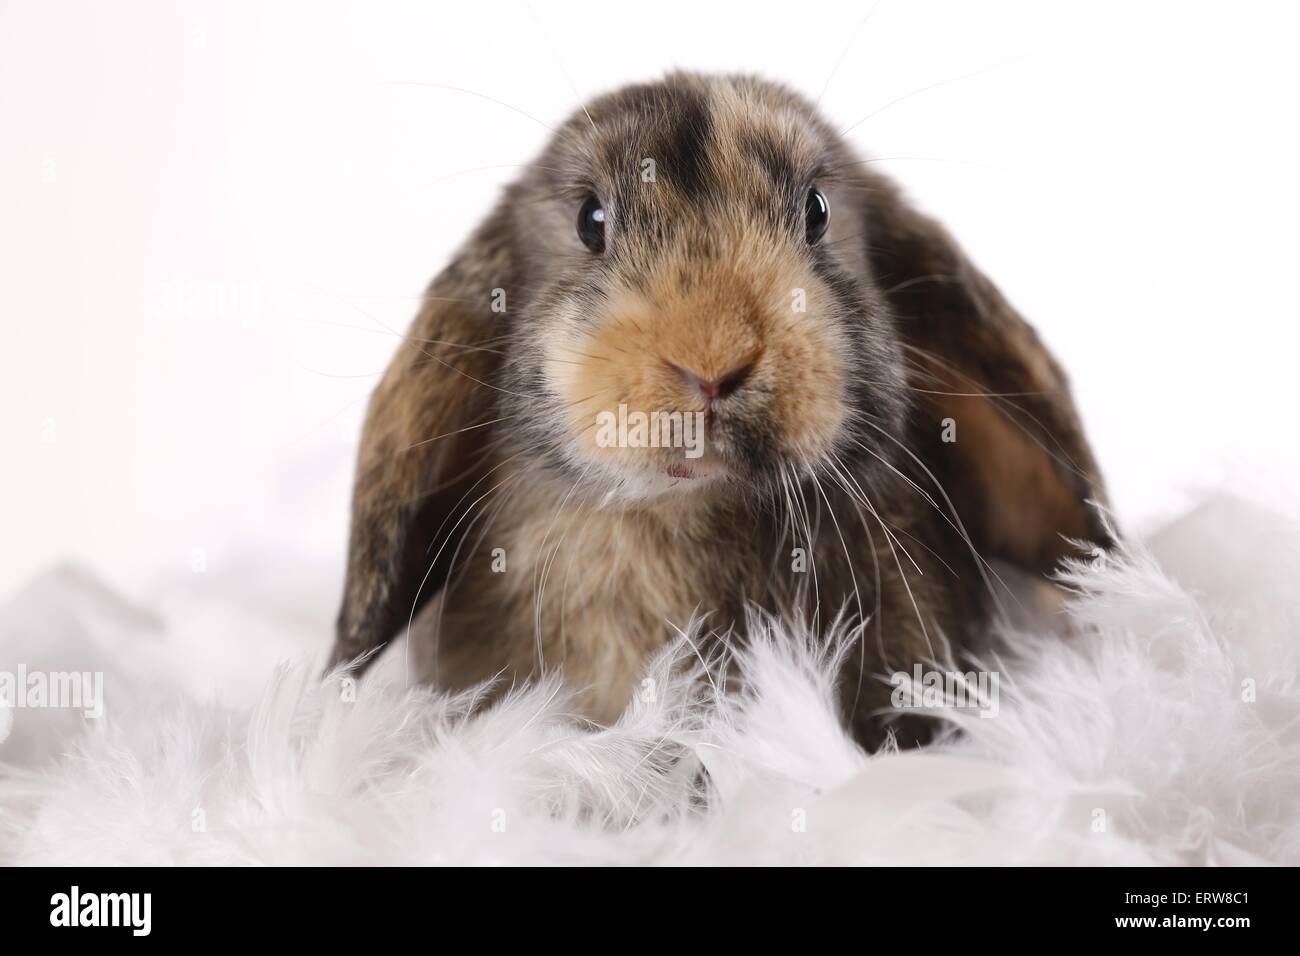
[541,240,852,497]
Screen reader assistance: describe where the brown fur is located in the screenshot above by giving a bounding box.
[330,73,1111,748]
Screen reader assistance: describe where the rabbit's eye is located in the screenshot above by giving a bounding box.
[805,188,829,244]
[577,195,606,253]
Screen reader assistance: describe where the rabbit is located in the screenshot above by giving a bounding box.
[328,72,1111,748]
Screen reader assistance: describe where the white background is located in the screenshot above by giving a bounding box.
[2,0,1298,600]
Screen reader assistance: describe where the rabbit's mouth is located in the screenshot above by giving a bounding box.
[612,449,731,500]
[662,458,725,488]
[661,444,726,480]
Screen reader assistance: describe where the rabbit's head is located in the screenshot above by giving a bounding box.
[497,74,904,501]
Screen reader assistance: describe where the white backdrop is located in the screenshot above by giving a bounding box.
[2,0,1298,600]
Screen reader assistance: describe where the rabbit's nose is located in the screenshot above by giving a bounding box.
[668,360,755,401]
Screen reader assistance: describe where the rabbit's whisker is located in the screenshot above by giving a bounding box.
[319,284,530,398]
[898,341,1093,480]
[830,155,1004,174]
[786,463,823,630]
[421,450,528,558]
[819,455,932,659]
[400,416,511,454]
[822,453,885,720]
[808,466,866,675]
[289,316,511,356]
[854,421,1021,619]
[410,467,524,685]
[522,0,598,133]
[381,80,569,139]
[434,474,524,665]
[532,465,592,667]
[419,162,568,190]
[814,0,883,106]
[839,53,1029,136]
[824,231,867,248]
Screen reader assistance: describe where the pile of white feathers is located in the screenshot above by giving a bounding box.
[1,495,1296,865]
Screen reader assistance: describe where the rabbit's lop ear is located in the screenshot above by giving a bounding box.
[862,172,1112,570]
[329,211,512,672]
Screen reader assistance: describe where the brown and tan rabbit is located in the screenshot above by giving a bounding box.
[328,72,1110,747]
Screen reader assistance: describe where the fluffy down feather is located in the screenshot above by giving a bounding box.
[0,495,1295,865]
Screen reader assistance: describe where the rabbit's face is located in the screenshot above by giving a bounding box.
[501,75,907,503]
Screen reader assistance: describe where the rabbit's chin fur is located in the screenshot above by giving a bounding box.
[1,494,1296,865]
[554,450,734,507]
